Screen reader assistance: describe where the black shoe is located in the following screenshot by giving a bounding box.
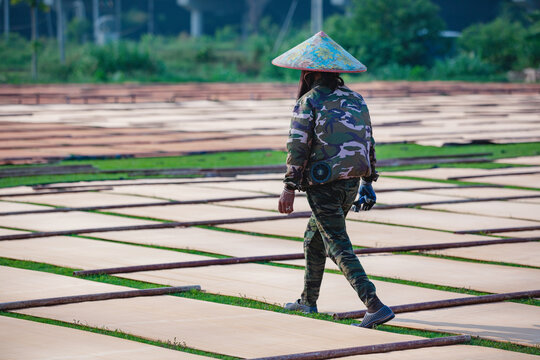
[283,299,318,314]
[354,305,394,328]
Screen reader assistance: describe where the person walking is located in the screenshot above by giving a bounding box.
[274,31,394,328]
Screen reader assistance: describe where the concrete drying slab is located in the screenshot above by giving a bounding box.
[109,203,279,222]
[461,174,540,189]
[283,254,540,294]
[0,237,476,312]
[7,192,160,208]
[106,184,265,201]
[219,191,461,212]
[347,208,539,232]
[416,187,540,200]
[0,228,28,236]
[219,196,312,212]
[0,210,157,232]
[0,236,208,271]
[0,200,52,213]
[0,186,33,195]
[119,264,475,313]
[496,230,540,238]
[388,167,540,181]
[423,201,540,221]
[119,267,540,346]
[426,242,540,267]
[0,316,208,360]
[17,296,420,358]
[87,227,304,257]
[495,156,540,165]
[199,177,456,195]
[0,266,125,303]
[390,302,540,346]
[376,191,461,205]
[195,180,286,195]
[3,248,538,347]
[386,168,491,180]
[219,217,495,247]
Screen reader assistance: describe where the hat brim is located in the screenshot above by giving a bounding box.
[271,31,367,73]
[271,59,367,73]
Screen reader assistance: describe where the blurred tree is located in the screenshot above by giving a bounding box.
[326,0,446,68]
[67,17,90,43]
[526,11,540,69]
[459,18,529,71]
[11,0,49,80]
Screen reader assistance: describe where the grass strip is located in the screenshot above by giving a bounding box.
[0,218,540,306]
[0,312,238,359]
[376,324,540,356]
[405,251,540,270]
[265,262,540,307]
[1,142,539,188]
[1,257,539,355]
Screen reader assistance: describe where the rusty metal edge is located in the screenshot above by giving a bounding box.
[448,170,540,180]
[72,236,539,277]
[0,187,114,198]
[0,285,201,311]
[376,194,540,210]
[249,335,471,360]
[333,290,540,320]
[455,225,540,235]
[0,212,313,242]
[0,194,279,216]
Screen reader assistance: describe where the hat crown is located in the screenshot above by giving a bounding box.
[272,31,366,73]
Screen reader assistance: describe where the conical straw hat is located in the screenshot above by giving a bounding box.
[272,31,366,73]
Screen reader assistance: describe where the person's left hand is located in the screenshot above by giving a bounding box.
[352,181,376,212]
[278,188,295,214]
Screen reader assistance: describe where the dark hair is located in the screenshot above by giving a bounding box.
[296,71,345,99]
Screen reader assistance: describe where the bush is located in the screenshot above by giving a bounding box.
[459,18,529,71]
[430,53,501,81]
[89,42,163,81]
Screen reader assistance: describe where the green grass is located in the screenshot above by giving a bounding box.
[1,142,539,188]
[375,142,540,162]
[2,256,539,356]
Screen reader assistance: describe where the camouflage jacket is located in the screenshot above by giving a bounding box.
[284,83,376,190]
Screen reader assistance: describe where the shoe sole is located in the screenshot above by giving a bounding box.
[353,307,395,329]
[366,312,395,328]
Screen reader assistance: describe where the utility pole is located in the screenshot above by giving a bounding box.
[190,8,202,37]
[56,0,65,64]
[31,5,37,80]
[115,0,121,39]
[273,0,298,53]
[92,0,98,43]
[311,0,323,34]
[4,0,9,41]
[147,0,154,34]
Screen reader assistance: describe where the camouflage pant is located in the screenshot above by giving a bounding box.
[301,178,377,308]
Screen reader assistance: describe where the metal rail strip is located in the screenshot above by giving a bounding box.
[72,236,540,277]
[0,285,201,311]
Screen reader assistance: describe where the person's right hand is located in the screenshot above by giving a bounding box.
[278,188,295,214]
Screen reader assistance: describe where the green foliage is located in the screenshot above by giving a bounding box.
[1,3,538,83]
[326,0,446,68]
[459,17,531,71]
[430,53,501,81]
[89,42,163,81]
[1,143,539,188]
[66,18,91,43]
